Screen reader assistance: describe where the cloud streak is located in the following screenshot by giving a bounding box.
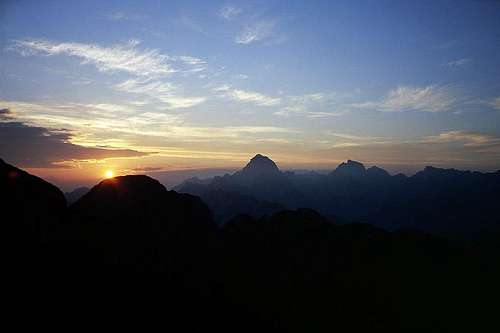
[104,11,147,21]
[219,6,242,20]
[275,92,350,118]
[1,100,296,150]
[490,96,500,111]
[114,79,206,109]
[11,39,173,77]
[10,38,209,110]
[424,130,500,147]
[214,85,281,106]
[351,85,460,113]
[446,58,470,68]
[236,20,277,44]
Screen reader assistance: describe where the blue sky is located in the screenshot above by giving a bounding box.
[1,0,500,184]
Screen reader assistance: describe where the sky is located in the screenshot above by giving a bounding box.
[1,0,500,189]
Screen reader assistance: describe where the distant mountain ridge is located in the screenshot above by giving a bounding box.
[176,154,500,234]
[64,186,89,204]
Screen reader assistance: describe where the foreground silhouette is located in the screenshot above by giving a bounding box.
[1,158,498,332]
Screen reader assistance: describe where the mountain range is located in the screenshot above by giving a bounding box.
[2,156,499,331]
[175,154,500,235]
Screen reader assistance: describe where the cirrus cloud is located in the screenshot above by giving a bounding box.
[9,38,208,110]
[236,20,277,45]
[445,58,471,68]
[351,85,461,113]
[213,85,281,106]
[219,6,242,20]
[10,39,173,77]
[489,96,500,111]
[114,79,206,109]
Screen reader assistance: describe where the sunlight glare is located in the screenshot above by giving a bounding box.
[105,170,114,178]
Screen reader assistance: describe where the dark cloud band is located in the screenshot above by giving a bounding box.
[0,109,150,168]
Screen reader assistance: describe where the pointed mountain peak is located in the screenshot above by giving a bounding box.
[241,154,281,177]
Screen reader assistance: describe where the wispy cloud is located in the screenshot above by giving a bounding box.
[0,100,183,138]
[1,100,297,149]
[104,11,147,21]
[445,58,471,68]
[318,131,392,149]
[10,38,208,109]
[114,79,206,109]
[219,5,242,20]
[351,85,461,113]
[489,96,500,110]
[236,19,277,44]
[214,85,281,106]
[275,92,350,118]
[328,132,382,141]
[83,103,137,113]
[131,166,165,172]
[424,130,500,147]
[11,39,173,77]
[177,55,206,66]
[276,93,325,117]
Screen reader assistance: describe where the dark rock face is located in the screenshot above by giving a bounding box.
[64,186,89,204]
[69,175,218,272]
[1,158,66,226]
[0,158,66,246]
[220,209,482,332]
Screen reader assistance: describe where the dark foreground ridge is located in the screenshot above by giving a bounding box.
[1,158,499,332]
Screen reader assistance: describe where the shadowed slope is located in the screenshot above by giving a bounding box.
[69,175,218,272]
[1,158,67,270]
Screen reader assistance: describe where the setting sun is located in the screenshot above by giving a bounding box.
[104,170,114,179]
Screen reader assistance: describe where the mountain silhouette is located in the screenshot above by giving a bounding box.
[330,159,367,178]
[366,165,391,178]
[1,158,67,271]
[176,154,500,234]
[1,158,66,225]
[239,153,281,178]
[174,154,305,222]
[174,180,284,223]
[69,175,218,272]
[64,186,89,204]
[3,159,499,331]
